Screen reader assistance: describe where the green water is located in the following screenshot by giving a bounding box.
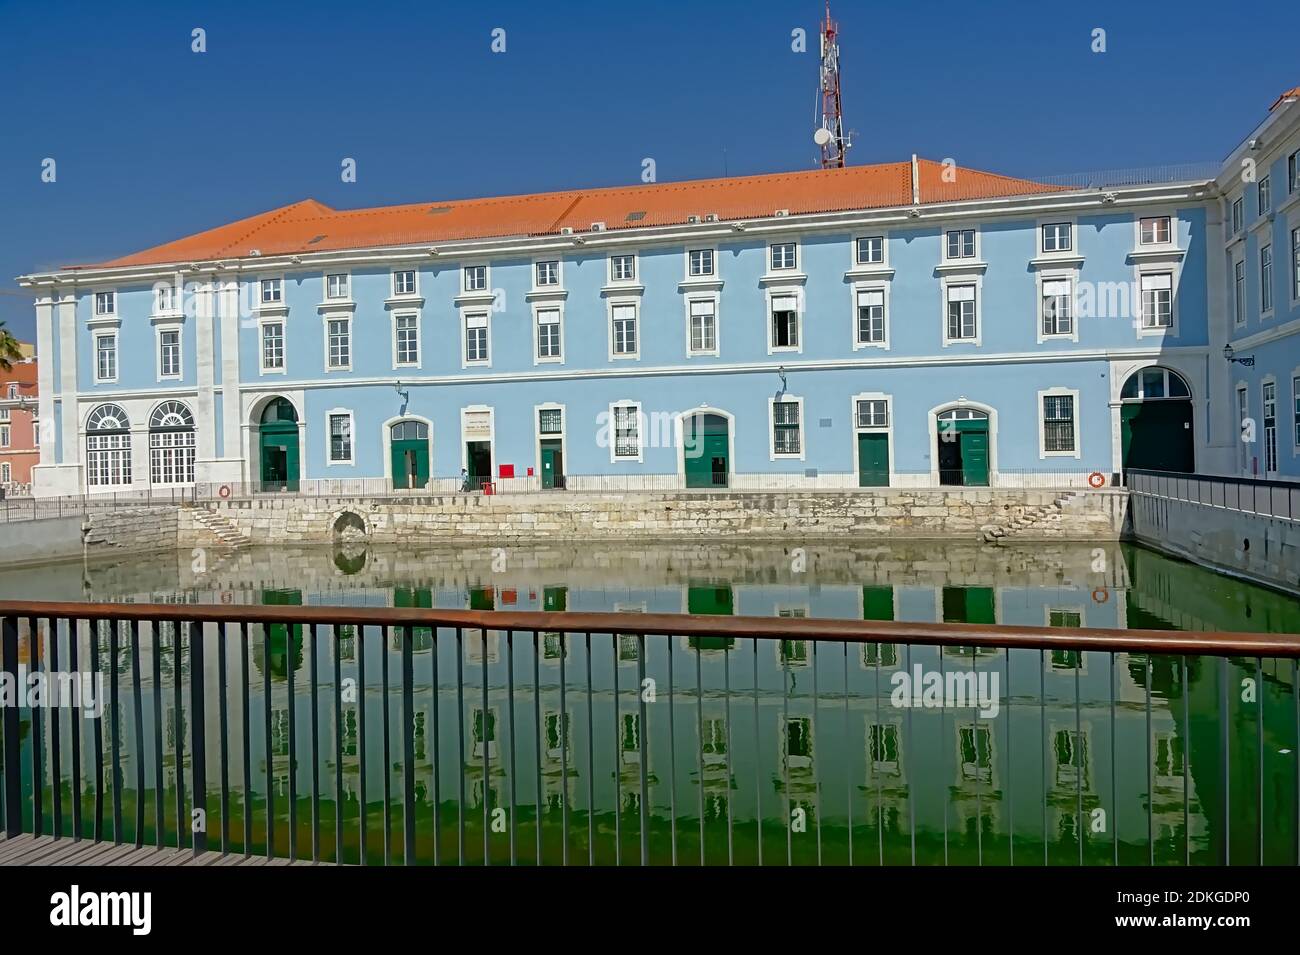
[1,540,1297,865]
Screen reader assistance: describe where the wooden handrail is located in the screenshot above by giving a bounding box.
[2,599,1299,657]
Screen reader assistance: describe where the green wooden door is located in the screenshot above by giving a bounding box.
[684,415,729,488]
[942,587,996,624]
[1121,401,1194,473]
[960,430,989,486]
[391,439,429,489]
[863,586,895,621]
[857,433,890,487]
[260,426,299,492]
[540,440,563,489]
[687,584,734,651]
[261,588,303,677]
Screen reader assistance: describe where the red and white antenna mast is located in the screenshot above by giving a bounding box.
[814,1,850,168]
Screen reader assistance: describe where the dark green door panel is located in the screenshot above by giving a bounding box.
[857,432,890,487]
[1122,401,1194,473]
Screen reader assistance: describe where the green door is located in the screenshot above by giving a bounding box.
[259,398,300,492]
[857,433,890,487]
[391,440,429,489]
[863,586,895,621]
[687,584,734,651]
[942,587,996,624]
[1121,401,1194,473]
[261,588,303,678]
[960,430,989,486]
[540,440,563,489]
[684,414,729,488]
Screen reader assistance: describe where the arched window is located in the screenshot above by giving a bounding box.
[149,400,196,486]
[86,403,132,487]
[936,408,989,422]
[390,420,428,441]
[261,397,298,426]
[1120,367,1190,400]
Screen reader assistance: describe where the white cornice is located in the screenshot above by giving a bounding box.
[14,180,1216,288]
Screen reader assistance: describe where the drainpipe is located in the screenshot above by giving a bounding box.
[911,154,921,205]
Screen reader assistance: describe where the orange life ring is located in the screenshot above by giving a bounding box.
[1092,587,1110,604]
[218,484,231,499]
[1087,472,1106,488]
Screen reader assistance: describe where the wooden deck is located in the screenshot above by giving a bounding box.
[0,834,331,866]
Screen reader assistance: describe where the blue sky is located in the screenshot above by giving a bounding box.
[1,0,1294,341]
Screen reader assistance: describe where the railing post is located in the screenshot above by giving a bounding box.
[2,615,20,837]
[189,621,207,856]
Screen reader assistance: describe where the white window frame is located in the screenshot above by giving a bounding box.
[609,254,637,284]
[259,317,287,375]
[1292,227,1300,307]
[608,400,643,464]
[324,314,353,372]
[686,248,716,278]
[1237,383,1250,473]
[152,282,179,316]
[1038,387,1081,459]
[391,269,419,298]
[392,311,421,369]
[155,323,183,381]
[1292,370,1300,455]
[851,281,889,350]
[941,276,981,346]
[462,263,489,293]
[850,392,894,486]
[0,425,8,450]
[1260,243,1274,317]
[534,401,566,480]
[1036,270,1079,343]
[608,298,640,360]
[943,228,979,262]
[1258,175,1272,218]
[684,294,720,358]
[855,235,885,266]
[1039,221,1073,255]
[1261,377,1278,476]
[1231,196,1244,235]
[94,331,118,384]
[259,278,283,305]
[1137,215,1173,247]
[324,272,351,302]
[93,289,117,317]
[532,304,564,365]
[1234,258,1247,325]
[1135,267,1178,338]
[766,288,803,354]
[326,409,355,466]
[534,259,562,289]
[462,310,491,367]
[768,394,805,461]
[1290,150,1299,195]
[769,241,798,272]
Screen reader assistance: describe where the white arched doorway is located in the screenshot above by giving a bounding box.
[927,401,998,487]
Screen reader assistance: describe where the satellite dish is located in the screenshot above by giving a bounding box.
[813,127,833,146]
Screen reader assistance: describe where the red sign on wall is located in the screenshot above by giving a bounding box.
[498,464,515,479]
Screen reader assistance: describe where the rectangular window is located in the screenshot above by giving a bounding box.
[94,291,116,315]
[946,230,975,259]
[539,408,562,435]
[1293,228,1300,301]
[95,333,117,382]
[1139,273,1173,329]
[0,425,8,448]
[856,399,888,428]
[856,236,884,265]
[159,329,181,378]
[1291,151,1299,195]
[328,413,352,464]
[395,314,419,365]
[610,255,635,282]
[1238,386,1250,472]
[856,288,885,344]
[1293,376,1300,450]
[326,273,349,299]
[1042,394,1076,453]
[463,265,487,292]
[945,284,977,340]
[688,299,716,354]
[770,242,797,271]
[465,312,489,363]
[1258,175,1271,217]
[1261,245,1273,313]
[772,401,802,455]
[1235,259,1246,323]
[535,260,559,287]
[611,303,638,356]
[613,405,640,458]
[1041,278,1073,336]
[1140,216,1171,245]
[536,308,561,359]
[393,270,416,296]
[1232,197,1243,234]
[688,249,714,277]
[1041,222,1072,253]
[261,321,284,370]
[155,284,176,312]
[771,295,799,348]
[1263,382,1278,473]
[260,279,281,304]
[327,318,351,368]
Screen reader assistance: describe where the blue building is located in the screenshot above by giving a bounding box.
[17,87,1300,497]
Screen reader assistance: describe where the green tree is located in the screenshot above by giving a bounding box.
[0,321,22,371]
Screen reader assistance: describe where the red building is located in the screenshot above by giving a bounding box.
[1,345,39,492]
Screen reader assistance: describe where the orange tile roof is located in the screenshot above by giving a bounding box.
[1270,86,1300,111]
[72,158,1066,271]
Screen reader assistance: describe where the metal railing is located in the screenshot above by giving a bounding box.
[1027,162,1222,190]
[0,469,1122,522]
[1,601,1297,866]
[1128,469,1300,523]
